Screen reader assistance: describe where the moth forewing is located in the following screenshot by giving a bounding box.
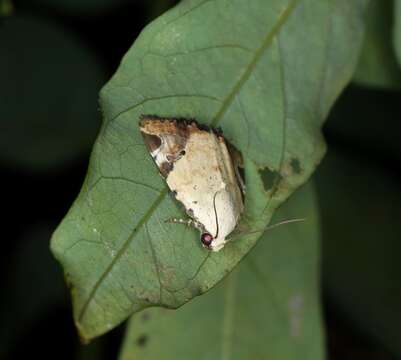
[139,115,244,251]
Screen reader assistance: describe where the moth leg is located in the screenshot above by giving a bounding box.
[165,218,205,232]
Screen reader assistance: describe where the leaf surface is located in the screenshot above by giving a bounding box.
[119,183,324,360]
[51,0,368,340]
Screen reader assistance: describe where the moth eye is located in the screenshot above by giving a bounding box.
[200,233,213,247]
[180,150,186,156]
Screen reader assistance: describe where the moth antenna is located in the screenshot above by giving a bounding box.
[212,191,219,238]
[259,218,306,231]
[227,218,306,241]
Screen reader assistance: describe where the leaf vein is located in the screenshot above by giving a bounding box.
[146,44,252,59]
[145,223,163,303]
[211,0,299,127]
[78,189,168,322]
[97,176,162,193]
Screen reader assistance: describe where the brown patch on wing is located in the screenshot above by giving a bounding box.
[159,161,174,177]
[139,116,214,175]
[141,133,161,153]
[140,116,207,136]
[139,115,189,137]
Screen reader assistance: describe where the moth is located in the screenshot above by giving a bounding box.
[139,115,245,251]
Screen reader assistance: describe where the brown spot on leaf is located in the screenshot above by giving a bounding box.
[141,311,150,322]
[136,334,148,347]
[290,158,302,174]
[259,167,282,192]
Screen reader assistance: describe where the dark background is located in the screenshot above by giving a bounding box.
[1,1,400,359]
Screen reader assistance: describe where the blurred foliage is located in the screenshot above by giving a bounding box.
[353,0,401,89]
[317,149,401,357]
[0,223,67,357]
[324,87,401,160]
[0,0,13,16]
[33,0,126,15]
[29,0,176,17]
[318,85,401,358]
[395,0,401,65]
[0,15,106,171]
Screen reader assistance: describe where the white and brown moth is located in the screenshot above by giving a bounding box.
[139,115,245,252]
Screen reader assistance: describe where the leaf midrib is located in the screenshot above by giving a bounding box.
[78,188,167,324]
[78,0,299,331]
[211,0,299,126]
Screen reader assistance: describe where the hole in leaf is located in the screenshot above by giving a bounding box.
[290,158,302,174]
[259,167,282,192]
[136,334,148,347]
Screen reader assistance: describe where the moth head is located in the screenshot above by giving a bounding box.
[200,232,227,252]
[201,232,214,249]
[200,232,213,249]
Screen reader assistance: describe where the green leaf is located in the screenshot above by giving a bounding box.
[51,0,368,341]
[316,150,401,357]
[395,0,401,66]
[119,182,324,360]
[353,0,401,89]
[0,15,106,170]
